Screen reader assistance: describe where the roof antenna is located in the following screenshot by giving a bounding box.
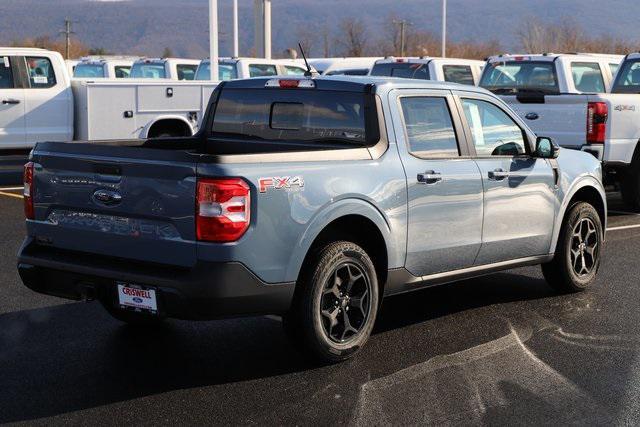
[298,42,313,77]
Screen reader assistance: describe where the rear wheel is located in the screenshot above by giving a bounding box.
[284,241,379,363]
[542,202,603,292]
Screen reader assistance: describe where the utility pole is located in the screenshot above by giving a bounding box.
[59,19,76,59]
[441,0,447,58]
[209,0,219,81]
[393,20,412,57]
[232,0,239,57]
[253,0,272,59]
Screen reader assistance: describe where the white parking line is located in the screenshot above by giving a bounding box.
[0,186,23,191]
[607,224,640,232]
[0,191,23,199]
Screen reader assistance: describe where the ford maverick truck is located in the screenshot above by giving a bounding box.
[18,76,606,362]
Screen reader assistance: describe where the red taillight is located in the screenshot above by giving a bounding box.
[196,178,250,242]
[278,79,299,88]
[23,162,34,220]
[587,102,608,144]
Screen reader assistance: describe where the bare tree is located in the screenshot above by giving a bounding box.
[336,18,368,56]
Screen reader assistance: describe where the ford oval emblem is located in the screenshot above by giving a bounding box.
[92,189,122,206]
[132,297,143,304]
[525,112,540,120]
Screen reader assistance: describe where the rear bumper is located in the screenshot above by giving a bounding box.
[17,238,295,320]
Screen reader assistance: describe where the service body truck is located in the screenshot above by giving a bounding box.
[369,57,485,85]
[18,75,606,362]
[0,48,217,150]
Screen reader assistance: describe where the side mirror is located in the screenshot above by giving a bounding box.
[535,137,559,159]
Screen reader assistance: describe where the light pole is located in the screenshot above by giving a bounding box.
[209,0,219,81]
[441,0,447,58]
[393,20,412,57]
[232,0,239,57]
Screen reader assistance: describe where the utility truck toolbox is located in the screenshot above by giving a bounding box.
[18,75,607,363]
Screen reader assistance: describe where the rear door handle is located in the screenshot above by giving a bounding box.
[488,169,510,181]
[2,99,20,105]
[417,170,442,185]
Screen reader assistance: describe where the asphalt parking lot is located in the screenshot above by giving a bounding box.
[2,162,640,425]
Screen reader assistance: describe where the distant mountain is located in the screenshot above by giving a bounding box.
[1,0,639,58]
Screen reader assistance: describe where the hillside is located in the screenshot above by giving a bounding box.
[1,0,639,58]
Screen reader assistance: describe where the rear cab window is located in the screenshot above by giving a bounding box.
[176,64,197,80]
[0,56,14,88]
[442,65,474,85]
[131,62,166,79]
[370,62,430,80]
[25,57,57,88]
[249,64,277,78]
[283,66,306,76]
[209,86,379,148]
[480,60,559,94]
[195,63,238,81]
[399,97,459,158]
[613,60,640,93]
[571,62,605,93]
[74,63,106,78]
[114,66,131,78]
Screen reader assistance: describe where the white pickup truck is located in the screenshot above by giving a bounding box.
[0,48,217,150]
[477,53,640,206]
[194,57,310,80]
[130,58,201,80]
[369,57,485,85]
[73,56,138,79]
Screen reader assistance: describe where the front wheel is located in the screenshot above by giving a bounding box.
[284,241,379,363]
[542,202,603,292]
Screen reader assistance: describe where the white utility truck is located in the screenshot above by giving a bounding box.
[73,56,138,79]
[130,58,201,80]
[194,57,310,80]
[369,57,485,85]
[0,48,217,150]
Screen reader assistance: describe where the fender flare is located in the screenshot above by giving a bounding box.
[284,198,395,283]
[140,115,195,138]
[549,175,607,253]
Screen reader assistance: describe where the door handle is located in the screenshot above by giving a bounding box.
[2,99,20,105]
[488,169,510,181]
[417,170,442,185]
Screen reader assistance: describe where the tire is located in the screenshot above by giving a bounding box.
[284,241,379,363]
[101,301,165,327]
[620,167,640,211]
[542,202,603,293]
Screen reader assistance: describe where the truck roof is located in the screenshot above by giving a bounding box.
[222,75,492,95]
[624,53,640,60]
[374,56,485,65]
[486,53,624,63]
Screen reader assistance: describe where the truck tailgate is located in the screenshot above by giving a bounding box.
[29,142,199,267]
[501,95,588,148]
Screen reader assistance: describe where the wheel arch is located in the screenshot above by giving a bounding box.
[142,116,195,138]
[550,176,607,253]
[286,199,396,295]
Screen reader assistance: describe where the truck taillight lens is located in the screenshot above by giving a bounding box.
[23,162,35,220]
[587,102,608,144]
[196,178,250,242]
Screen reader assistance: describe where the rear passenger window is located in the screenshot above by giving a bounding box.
[0,56,14,88]
[249,64,277,77]
[461,99,526,156]
[400,97,459,158]
[114,66,131,78]
[443,65,474,85]
[571,62,605,93]
[25,57,57,88]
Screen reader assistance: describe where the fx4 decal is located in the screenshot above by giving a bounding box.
[258,176,305,193]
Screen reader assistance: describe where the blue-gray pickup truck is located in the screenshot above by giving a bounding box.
[18,76,606,362]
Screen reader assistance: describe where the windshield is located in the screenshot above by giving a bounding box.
[73,63,106,78]
[130,62,167,79]
[370,62,430,80]
[480,61,559,94]
[194,63,238,81]
[211,88,379,147]
[612,59,640,93]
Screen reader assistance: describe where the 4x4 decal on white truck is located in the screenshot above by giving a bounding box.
[258,176,305,193]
